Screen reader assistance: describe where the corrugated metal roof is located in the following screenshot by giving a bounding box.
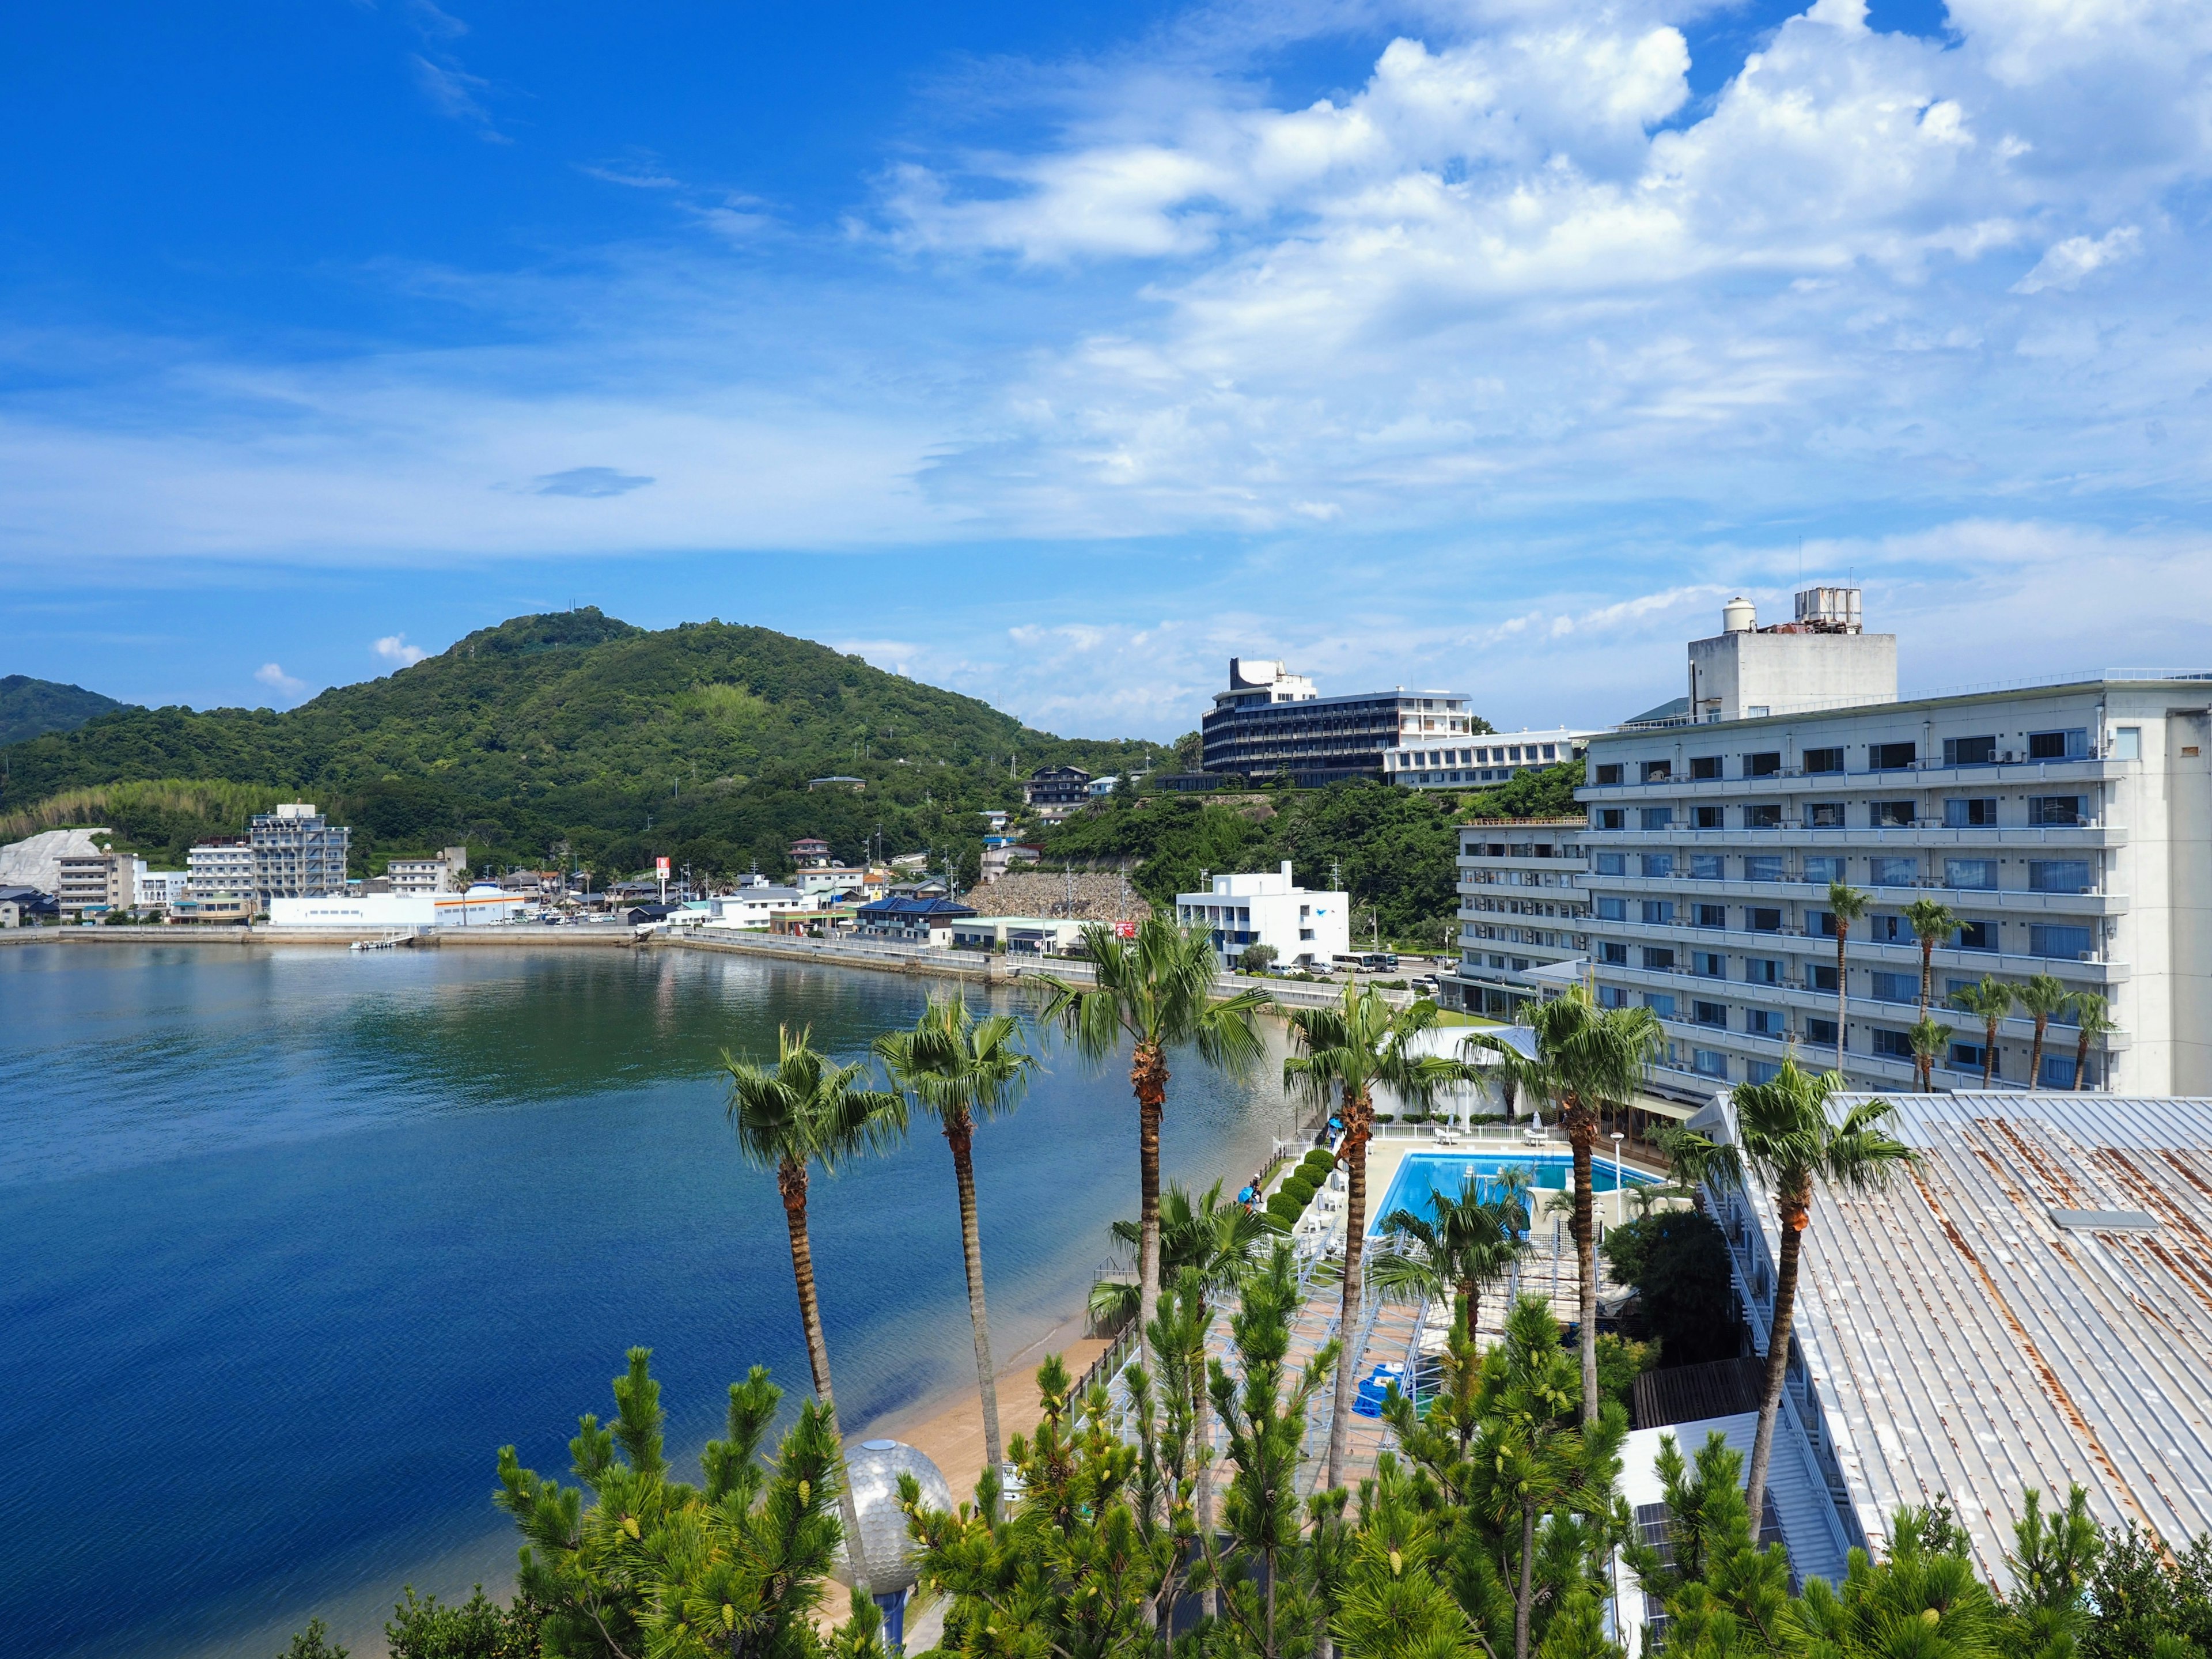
[1725,1092,2212,1581]
[1619,1407,1855,1592]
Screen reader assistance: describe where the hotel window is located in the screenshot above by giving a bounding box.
[1693,951,1725,977]
[1596,897,1627,921]
[2041,1054,2080,1088]
[1600,942,1629,964]
[1806,801,1845,828]
[1745,856,1785,883]
[1748,907,1782,933]
[1945,797,1998,828]
[1873,800,1915,827]
[1805,1016,1839,1047]
[2029,859,2092,893]
[1871,971,1917,1002]
[1804,746,1844,774]
[1641,807,1675,830]
[1747,1008,1784,1036]
[1693,999,1727,1027]
[1943,735,1998,766]
[1646,946,1677,971]
[1802,855,1842,884]
[1809,964,1838,992]
[1594,763,1623,785]
[1641,900,1676,925]
[1812,910,1836,937]
[1643,759,1673,782]
[2031,923,2094,959]
[1746,1059,1783,1085]
[1594,852,1626,876]
[2029,795,2085,826]
[1693,805,1724,829]
[1745,956,1782,984]
[1745,751,1782,777]
[1691,755,1722,779]
[1645,992,1677,1018]
[2028,728,2087,760]
[1641,853,1676,878]
[1873,1029,1914,1059]
[1695,903,1727,929]
[1956,920,1996,951]
[1871,855,1919,886]
[1872,741,1918,770]
[1597,984,1627,1008]
[1541,745,1557,760]
[2111,726,2141,760]
[1690,854,1724,880]
[1599,809,1625,830]
[1693,1050,1728,1078]
[1868,913,1907,942]
[1945,858,1998,889]
[1745,804,1782,828]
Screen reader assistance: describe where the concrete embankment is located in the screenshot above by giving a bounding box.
[20,922,1407,1010]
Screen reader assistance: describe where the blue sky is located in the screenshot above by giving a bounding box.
[3,0,2207,740]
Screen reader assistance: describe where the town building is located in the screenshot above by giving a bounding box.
[793,865,875,897]
[388,847,468,895]
[979,840,1043,884]
[1022,767,1092,818]
[1387,727,1592,790]
[1200,658,1475,786]
[1702,1089,2212,1584]
[790,837,832,865]
[55,847,141,918]
[854,894,976,945]
[248,804,351,908]
[134,869,188,911]
[704,885,815,930]
[187,838,253,900]
[1577,590,2212,1096]
[1444,819,1592,1016]
[169,892,253,924]
[944,914,1094,955]
[1173,861,1350,969]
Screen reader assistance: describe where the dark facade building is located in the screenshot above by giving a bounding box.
[855,895,976,943]
[1022,766,1092,810]
[1199,658,1474,786]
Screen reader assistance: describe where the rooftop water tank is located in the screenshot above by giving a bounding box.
[1722,596,1756,634]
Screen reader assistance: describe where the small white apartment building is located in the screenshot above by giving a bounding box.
[1579,588,2212,1097]
[1175,862,1350,969]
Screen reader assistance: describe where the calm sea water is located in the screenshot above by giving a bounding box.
[0,944,1293,1659]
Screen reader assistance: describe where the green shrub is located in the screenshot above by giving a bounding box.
[1302,1150,1335,1173]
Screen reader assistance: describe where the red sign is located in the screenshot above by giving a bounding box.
[655,857,671,875]
[1112,920,1137,939]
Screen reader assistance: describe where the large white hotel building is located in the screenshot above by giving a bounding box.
[1449,588,2212,1099]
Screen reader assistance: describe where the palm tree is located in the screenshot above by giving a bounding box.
[1827,882,1870,1071]
[1466,986,1663,1423]
[1663,1058,1916,1528]
[1903,897,1959,1016]
[1372,1178,1528,1347]
[1949,976,2014,1088]
[1035,916,1270,1346]
[873,997,1037,1483]
[724,1024,907,1594]
[1087,1178,1271,1330]
[2017,972,2072,1088]
[2069,992,2116,1092]
[1284,983,1463,1488]
[1907,1014,1951,1091]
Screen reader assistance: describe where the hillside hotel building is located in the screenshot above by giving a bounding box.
[1574,589,2212,1098]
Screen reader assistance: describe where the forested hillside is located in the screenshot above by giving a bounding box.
[0,675,125,748]
[0,611,1166,880]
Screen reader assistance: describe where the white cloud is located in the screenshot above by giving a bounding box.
[254,662,306,697]
[411,55,508,142]
[373,634,429,666]
[2012,225,2142,293]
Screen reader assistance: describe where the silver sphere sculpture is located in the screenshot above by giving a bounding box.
[830,1438,955,1593]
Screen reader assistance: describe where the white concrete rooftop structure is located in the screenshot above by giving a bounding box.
[1682,589,1897,725]
[1175,861,1350,969]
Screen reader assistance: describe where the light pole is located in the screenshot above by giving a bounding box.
[1610,1131,1625,1225]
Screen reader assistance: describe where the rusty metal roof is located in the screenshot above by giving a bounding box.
[1728,1091,2212,1581]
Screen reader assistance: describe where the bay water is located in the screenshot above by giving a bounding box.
[0,944,1294,1658]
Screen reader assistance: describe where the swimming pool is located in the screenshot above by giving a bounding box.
[1367,1150,1655,1232]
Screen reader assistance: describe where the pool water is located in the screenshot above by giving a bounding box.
[1368,1151,1654,1230]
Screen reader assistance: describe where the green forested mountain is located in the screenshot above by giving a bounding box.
[0,610,1166,879]
[0,675,126,748]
